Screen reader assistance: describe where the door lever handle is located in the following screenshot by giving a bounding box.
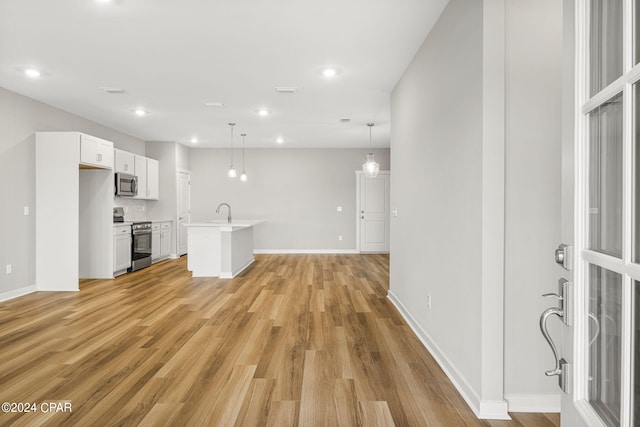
[542,292,563,301]
[539,307,564,376]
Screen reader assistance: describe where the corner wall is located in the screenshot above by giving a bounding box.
[0,87,145,301]
[390,0,563,417]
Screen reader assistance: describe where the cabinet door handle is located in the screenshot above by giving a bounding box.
[97,153,102,162]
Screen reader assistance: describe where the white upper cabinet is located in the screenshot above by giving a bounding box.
[146,158,159,200]
[114,149,135,174]
[134,155,147,199]
[113,149,159,200]
[79,134,113,169]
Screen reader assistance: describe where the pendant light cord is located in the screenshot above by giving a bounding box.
[229,123,235,164]
[241,133,246,169]
[368,123,374,153]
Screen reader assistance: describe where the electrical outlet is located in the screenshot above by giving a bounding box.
[6,264,11,274]
[338,235,343,241]
[427,294,432,309]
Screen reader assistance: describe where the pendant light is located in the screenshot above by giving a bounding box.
[240,133,248,182]
[227,123,237,178]
[362,123,379,178]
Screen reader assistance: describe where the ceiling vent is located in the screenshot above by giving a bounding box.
[204,101,225,107]
[340,118,351,123]
[99,87,124,94]
[274,87,297,94]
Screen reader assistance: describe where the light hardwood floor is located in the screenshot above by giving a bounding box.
[0,254,559,426]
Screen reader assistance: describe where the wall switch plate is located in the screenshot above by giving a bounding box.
[392,207,398,217]
[6,264,11,274]
[23,206,29,216]
[337,206,342,212]
[338,235,343,241]
[427,294,432,309]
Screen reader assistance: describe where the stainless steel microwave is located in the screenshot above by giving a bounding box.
[115,173,138,197]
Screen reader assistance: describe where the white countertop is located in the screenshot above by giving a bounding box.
[149,219,173,223]
[184,219,264,230]
[113,222,133,226]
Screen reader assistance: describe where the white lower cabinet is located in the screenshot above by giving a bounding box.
[152,221,172,262]
[152,225,161,260]
[113,225,132,276]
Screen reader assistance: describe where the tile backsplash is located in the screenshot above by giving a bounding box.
[114,197,147,221]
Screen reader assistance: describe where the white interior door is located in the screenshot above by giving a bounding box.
[177,171,191,256]
[358,171,390,253]
[559,1,639,425]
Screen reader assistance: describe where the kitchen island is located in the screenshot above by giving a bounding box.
[184,220,264,278]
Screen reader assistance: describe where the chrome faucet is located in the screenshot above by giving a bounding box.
[216,202,232,224]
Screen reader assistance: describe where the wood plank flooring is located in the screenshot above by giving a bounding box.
[0,254,559,426]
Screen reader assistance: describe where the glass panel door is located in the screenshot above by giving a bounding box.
[573,0,640,425]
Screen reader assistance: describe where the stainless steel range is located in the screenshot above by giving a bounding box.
[129,221,152,272]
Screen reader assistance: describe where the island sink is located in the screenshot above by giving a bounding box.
[184,219,264,278]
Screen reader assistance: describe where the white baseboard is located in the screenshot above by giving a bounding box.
[0,285,37,303]
[504,394,560,413]
[253,249,359,254]
[387,290,511,421]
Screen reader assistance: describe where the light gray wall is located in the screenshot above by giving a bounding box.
[503,0,563,402]
[391,0,563,413]
[390,0,484,395]
[190,148,390,250]
[0,87,145,297]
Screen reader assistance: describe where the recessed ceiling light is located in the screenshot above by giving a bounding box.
[190,137,198,144]
[24,68,41,78]
[258,109,269,117]
[96,0,112,3]
[322,68,337,78]
[134,109,148,117]
[276,137,284,144]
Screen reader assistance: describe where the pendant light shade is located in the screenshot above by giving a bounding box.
[228,123,237,178]
[240,133,248,182]
[362,123,379,178]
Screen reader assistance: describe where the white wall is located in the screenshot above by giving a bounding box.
[390,0,563,416]
[0,87,146,299]
[190,148,390,251]
[390,0,484,408]
[503,0,563,411]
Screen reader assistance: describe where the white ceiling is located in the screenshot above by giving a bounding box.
[0,0,447,148]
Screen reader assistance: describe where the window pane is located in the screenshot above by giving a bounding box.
[590,0,623,96]
[588,265,622,426]
[589,93,623,257]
